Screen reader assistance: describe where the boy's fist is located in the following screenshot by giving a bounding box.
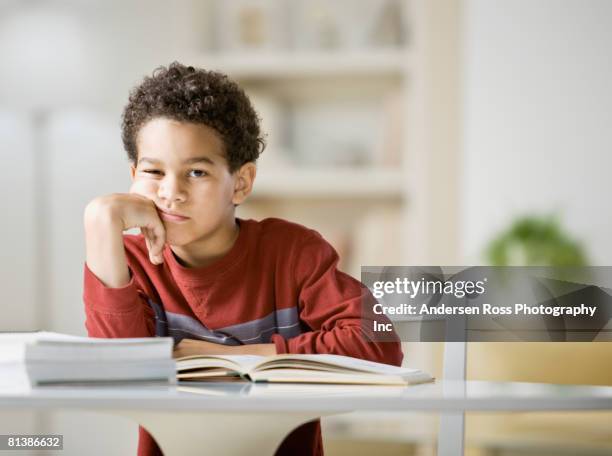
[84,193,166,265]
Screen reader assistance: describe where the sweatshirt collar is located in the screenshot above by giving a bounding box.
[163,218,250,285]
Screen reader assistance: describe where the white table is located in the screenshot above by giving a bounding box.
[2,380,612,455]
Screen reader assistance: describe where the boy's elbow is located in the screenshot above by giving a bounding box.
[357,330,404,366]
[389,341,404,366]
[371,339,403,367]
[359,326,404,366]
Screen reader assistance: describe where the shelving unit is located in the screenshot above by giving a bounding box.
[185,0,424,278]
[181,0,464,275]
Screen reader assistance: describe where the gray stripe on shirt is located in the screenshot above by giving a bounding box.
[159,306,302,345]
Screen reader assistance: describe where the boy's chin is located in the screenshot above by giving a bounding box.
[164,233,191,247]
[163,226,200,248]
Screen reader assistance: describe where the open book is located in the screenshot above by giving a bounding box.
[176,353,433,386]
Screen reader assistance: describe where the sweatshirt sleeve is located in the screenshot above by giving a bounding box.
[271,232,404,367]
[83,262,156,338]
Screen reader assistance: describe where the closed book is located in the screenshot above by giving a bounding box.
[0,332,172,362]
[0,332,175,385]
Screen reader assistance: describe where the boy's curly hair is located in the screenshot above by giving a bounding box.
[122,62,265,172]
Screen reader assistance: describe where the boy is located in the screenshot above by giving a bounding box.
[83,62,403,456]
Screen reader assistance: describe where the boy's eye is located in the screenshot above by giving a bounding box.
[142,169,162,175]
[188,169,208,178]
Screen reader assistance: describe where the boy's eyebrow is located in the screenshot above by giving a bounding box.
[184,157,215,165]
[137,156,215,166]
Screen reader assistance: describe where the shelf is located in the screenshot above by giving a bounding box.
[184,49,412,79]
[251,167,405,199]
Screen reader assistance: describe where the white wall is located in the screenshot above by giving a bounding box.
[45,110,130,336]
[0,110,40,453]
[0,111,36,331]
[462,0,612,265]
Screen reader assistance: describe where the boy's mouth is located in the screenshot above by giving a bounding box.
[158,209,190,222]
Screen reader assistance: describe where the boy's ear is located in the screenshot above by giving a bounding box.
[130,164,136,181]
[232,163,256,205]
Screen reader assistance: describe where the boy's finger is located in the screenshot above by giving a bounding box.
[142,227,152,252]
[142,227,161,265]
[142,227,155,264]
[150,223,166,263]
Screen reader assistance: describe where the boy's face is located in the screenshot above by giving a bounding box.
[129,117,250,248]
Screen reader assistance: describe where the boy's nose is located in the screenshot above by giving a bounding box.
[157,177,187,203]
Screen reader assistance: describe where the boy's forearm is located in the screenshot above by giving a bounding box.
[84,198,130,288]
[173,339,276,358]
[234,343,276,356]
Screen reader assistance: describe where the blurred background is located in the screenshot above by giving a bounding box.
[1,0,611,454]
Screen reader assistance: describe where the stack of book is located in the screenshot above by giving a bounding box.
[0,332,175,386]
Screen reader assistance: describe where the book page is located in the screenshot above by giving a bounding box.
[176,355,265,375]
[254,354,422,375]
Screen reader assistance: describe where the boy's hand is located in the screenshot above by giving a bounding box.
[173,339,277,358]
[84,193,167,288]
[85,193,166,265]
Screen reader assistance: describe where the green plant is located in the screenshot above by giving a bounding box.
[486,215,588,267]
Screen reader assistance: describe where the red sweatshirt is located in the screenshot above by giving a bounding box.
[83,217,403,456]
